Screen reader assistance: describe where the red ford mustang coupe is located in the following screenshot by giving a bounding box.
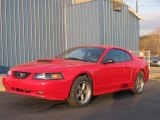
[3,46,149,107]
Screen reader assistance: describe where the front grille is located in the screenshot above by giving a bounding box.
[14,71,31,79]
[11,87,31,93]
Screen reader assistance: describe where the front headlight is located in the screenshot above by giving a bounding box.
[7,70,12,76]
[33,73,64,80]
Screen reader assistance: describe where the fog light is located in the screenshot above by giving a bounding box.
[37,91,44,94]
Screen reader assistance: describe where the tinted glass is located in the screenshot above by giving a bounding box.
[56,47,105,63]
[103,49,126,62]
[124,51,132,61]
[151,56,160,61]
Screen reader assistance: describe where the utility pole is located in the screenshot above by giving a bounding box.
[136,0,138,13]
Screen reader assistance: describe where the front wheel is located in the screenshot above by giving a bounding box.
[132,72,145,94]
[67,76,92,107]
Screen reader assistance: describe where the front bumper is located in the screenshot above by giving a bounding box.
[151,62,160,67]
[2,75,70,100]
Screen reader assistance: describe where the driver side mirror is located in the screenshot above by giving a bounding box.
[103,59,115,64]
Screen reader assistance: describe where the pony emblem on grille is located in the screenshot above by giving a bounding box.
[17,72,26,78]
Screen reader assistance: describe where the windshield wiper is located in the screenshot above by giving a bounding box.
[66,57,88,62]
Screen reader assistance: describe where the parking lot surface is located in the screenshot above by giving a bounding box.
[0,79,160,120]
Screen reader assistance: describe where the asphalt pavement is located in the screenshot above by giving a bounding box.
[0,79,160,120]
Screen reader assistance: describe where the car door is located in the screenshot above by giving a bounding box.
[123,51,134,83]
[96,49,131,92]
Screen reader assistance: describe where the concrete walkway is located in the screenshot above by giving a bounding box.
[0,75,5,91]
[150,67,160,80]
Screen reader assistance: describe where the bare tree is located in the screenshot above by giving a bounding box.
[151,28,160,56]
[140,28,160,56]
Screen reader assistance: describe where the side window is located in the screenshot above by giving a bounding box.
[103,49,126,63]
[123,51,132,61]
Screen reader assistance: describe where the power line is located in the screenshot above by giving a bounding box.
[139,5,160,6]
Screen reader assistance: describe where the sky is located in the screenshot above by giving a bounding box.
[123,0,160,36]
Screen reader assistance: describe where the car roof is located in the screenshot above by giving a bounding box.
[76,45,127,51]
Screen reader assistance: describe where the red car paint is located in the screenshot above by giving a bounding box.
[2,46,149,100]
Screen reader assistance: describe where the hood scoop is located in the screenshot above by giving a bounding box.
[37,59,53,63]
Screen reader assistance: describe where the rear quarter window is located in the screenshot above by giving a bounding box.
[123,51,132,61]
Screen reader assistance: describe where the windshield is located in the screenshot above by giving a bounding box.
[151,56,160,61]
[56,47,105,63]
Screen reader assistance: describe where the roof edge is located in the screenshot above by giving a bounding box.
[128,7,143,20]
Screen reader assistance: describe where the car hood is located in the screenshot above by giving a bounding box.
[11,59,94,73]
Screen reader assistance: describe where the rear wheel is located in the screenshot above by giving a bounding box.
[67,76,92,107]
[132,72,145,94]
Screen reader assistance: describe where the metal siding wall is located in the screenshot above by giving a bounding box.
[0,0,139,69]
[65,0,139,51]
[0,0,71,68]
[0,0,2,66]
[65,0,102,49]
[1,0,8,66]
[105,1,139,51]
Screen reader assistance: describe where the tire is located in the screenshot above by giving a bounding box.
[67,76,92,107]
[131,72,145,95]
